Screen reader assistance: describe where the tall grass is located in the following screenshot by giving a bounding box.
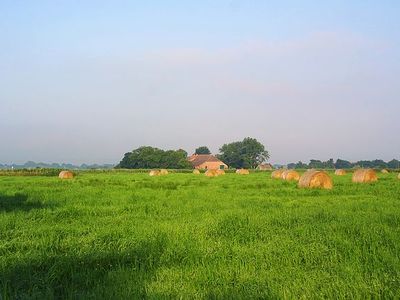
[0,172,399,298]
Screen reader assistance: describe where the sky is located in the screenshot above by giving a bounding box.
[0,1,399,165]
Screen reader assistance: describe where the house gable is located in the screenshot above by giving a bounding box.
[188,154,228,170]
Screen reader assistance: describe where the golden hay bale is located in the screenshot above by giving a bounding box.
[271,169,285,179]
[352,169,378,183]
[205,169,219,177]
[335,169,346,176]
[281,170,300,181]
[298,170,333,189]
[59,170,74,179]
[381,169,389,174]
[159,169,169,175]
[236,169,250,175]
[216,169,225,176]
[149,170,161,176]
[193,169,201,175]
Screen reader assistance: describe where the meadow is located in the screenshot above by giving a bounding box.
[0,171,399,299]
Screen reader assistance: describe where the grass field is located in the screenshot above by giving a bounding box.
[0,171,399,299]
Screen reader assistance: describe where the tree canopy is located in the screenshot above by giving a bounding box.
[195,146,211,155]
[117,146,191,169]
[217,137,269,169]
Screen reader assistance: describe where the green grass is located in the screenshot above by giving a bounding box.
[0,171,399,299]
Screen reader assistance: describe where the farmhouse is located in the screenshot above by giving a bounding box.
[188,154,228,170]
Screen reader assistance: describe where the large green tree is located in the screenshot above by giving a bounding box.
[217,137,269,169]
[117,146,191,169]
[195,146,211,155]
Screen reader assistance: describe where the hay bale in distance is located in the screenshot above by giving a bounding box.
[381,169,389,174]
[193,169,201,175]
[352,169,378,183]
[149,170,161,176]
[159,169,169,175]
[335,169,346,176]
[236,169,250,175]
[216,169,225,176]
[298,170,333,189]
[59,170,74,179]
[281,170,300,181]
[271,169,285,179]
[205,169,219,177]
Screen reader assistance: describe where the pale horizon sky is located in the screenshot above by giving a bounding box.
[1,1,399,165]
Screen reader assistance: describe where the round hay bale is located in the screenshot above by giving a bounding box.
[381,169,389,174]
[335,169,346,176]
[59,170,74,179]
[236,169,250,175]
[352,169,377,183]
[398,173,400,180]
[216,169,225,176]
[149,170,161,176]
[298,170,333,189]
[159,169,169,175]
[205,169,219,177]
[281,170,300,181]
[193,169,201,175]
[271,169,285,179]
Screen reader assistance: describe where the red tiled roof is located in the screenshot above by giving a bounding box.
[188,154,225,167]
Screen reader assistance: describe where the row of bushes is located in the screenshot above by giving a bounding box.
[0,169,63,177]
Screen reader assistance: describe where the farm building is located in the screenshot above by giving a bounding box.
[257,163,273,170]
[188,154,228,170]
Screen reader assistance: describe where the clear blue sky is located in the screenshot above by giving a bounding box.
[1,1,399,164]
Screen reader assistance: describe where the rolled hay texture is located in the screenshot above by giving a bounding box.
[281,170,300,181]
[193,169,201,175]
[59,171,74,179]
[335,169,347,176]
[298,170,333,189]
[236,169,250,175]
[271,169,285,179]
[149,170,161,176]
[205,169,219,177]
[352,169,378,183]
[381,169,389,174]
[216,169,226,176]
[159,169,169,175]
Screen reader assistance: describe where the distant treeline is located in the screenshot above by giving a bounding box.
[287,159,400,169]
[0,161,115,170]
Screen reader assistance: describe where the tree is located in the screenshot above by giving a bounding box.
[371,159,387,169]
[335,159,353,169]
[116,146,191,169]
[323,159,335,169]
[218,137,269,169]
[309,160,323,169]
[388,159,400,169]
[195,146,211,155]
[355,160,388,169]
[295,161,308,169]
